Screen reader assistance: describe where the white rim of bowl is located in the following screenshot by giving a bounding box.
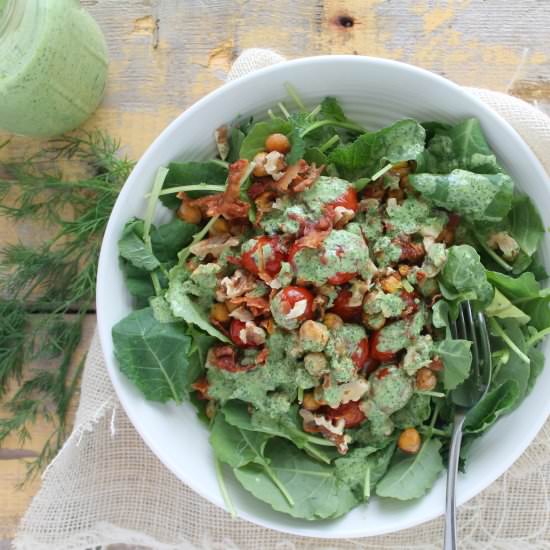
[97,54,550,538]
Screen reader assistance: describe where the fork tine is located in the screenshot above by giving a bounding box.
[476,312,492,391]
[463,302,480,380]
[457,304,468,340]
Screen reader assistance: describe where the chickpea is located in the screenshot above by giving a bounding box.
[302,391,322,411]
[210,303,230,323]
[177,202,202,224]
[253,151,268,177]
[265,133,291,154]
[323,312,344,330]
[380,273,402,294]
[398,264,411,278]
[416,367,437,391]
[398,428,421,454]
[363,312,386,331]
[208,218,230,236]
[299,320,329,349]
[304,352,329,377]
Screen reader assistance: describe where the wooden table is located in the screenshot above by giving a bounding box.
[1,0,549,544]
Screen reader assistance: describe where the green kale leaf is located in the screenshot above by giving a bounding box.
[376,439,444,500]
[487,270,550,331]
[118,218,160,272]
[435,338,472,391]
[416,118,502,174]
[409,170,513,223]
[234,439,358,519]
[464,380,520,434]
[160,161,228,209]
[112,307,193,403]
[328,119,425,180]
[150,218,198,262]
[439,245,494,304]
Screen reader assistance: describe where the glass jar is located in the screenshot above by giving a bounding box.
[0,0,108,138]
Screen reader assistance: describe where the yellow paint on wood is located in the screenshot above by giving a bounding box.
[423,6,455,33]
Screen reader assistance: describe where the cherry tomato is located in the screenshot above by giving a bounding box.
[325,401,366,428]
[278,286,314,321]
[400,290,419,317]
[287,241,301,267]
[241,236,286,277]
[370,329,398,363]
[363,357,380,375]
[329,289,362,322]
[229,319,260,348]
[327,271,356,285]
[351,337,369,370]
[325,186,358,214]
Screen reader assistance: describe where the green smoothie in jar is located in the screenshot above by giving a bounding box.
[0,0,108,137]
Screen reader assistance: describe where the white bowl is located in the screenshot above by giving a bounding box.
[97,55,550,538]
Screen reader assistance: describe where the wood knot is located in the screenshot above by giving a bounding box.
[337,15,355,28]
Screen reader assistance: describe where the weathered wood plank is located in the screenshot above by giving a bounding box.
[0,315,96,539]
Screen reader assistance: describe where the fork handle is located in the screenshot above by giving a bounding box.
[444,413,466,550]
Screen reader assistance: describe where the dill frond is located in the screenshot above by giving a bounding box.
[0,130,133,482]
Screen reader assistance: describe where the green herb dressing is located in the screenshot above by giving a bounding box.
[0,0,108,137]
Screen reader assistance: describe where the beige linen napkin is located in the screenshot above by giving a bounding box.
[14,49,550,550]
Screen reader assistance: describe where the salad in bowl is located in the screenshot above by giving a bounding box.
[111,87,549,521]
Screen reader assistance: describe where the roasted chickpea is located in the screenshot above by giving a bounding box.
[302,391,323,411]
[398,427,421,454]
[253,151,268,177]
[323,312,344,329]
[299,320,329,349]
[177,202,202,224]
[265,133,291,154]
[209,218,230,236]
[363,312,386,331]
[304,352,329,377]
[416,367,437,391]
[398,264,411,278]
[380,273,402,294]
[210,303,230,323]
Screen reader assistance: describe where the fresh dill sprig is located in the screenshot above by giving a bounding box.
[0,130,133,482]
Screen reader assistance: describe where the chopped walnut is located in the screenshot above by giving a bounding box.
[339,378,369,404]
[333,206,355,227]
[216,269,257,301]
[487,231,520,261]
[189,234,240,259]
[228,306,254,322]
[214,126,230,160]
[348,279,370,307]
[238,321,266,347]
[299,409,351,454]
[264,151,287,181]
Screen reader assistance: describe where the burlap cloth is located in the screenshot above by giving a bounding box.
[13,49,550,550]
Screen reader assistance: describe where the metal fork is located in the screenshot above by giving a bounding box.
[444,301,492,550]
